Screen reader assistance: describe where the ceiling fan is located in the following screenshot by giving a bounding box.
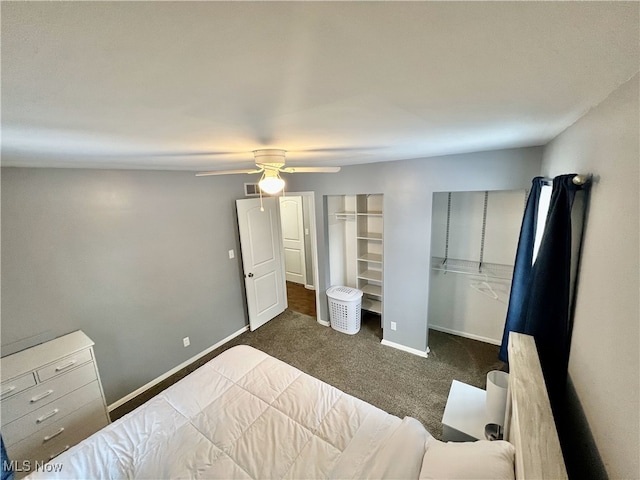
[195,149,340,194]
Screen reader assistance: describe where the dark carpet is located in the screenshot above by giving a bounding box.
[113,309,505,439]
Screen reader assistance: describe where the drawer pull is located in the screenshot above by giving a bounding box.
[55,360,78,372]
[36,408,60,423]
[49,445,70,459]
[43,427,65,442]
[30,389,54,403]
[0,385,16,397]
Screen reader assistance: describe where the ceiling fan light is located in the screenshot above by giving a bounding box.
[259,174,285,194]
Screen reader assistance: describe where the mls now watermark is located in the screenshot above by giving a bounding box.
[4,460,64,474]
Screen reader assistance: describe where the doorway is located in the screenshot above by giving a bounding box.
[279,193,318,318]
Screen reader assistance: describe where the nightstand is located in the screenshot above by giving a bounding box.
[441,380,488,442]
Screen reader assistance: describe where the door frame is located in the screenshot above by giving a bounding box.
[285,191,327,326]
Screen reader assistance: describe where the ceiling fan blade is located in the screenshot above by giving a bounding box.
[196,168,263,177]
[281,166,341,173]
[108,150,243,158]
[295,147,384,153]
[162,151,241,157]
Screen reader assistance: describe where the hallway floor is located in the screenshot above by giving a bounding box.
[286,281,316,317]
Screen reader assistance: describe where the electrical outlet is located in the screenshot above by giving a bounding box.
[183,337,190,347]
[390,322,397,331]
[228,249,235,259]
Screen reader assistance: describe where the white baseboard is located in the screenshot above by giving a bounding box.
[381,339,429,358]
[429,325,501,346]
[304,285,315,291]
[108,325,249,412]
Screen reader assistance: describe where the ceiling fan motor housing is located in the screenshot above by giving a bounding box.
[253,149,286,169]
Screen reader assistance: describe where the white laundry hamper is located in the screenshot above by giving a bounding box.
[327,286,363,334]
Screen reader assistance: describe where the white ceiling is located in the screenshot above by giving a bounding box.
[2,1,638,171]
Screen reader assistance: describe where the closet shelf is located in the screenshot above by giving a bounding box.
[358,269,382,282]
[431,257,514,280]
[361,284,382,297]
[358,253,383,263]
[335,212,356,220]
[335,212,383,220]
[362,298,382,314]
[357,232,383,241]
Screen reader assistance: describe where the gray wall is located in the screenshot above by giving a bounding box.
[541,74,639,479]
[1,147,542,406]
[289,147,542,353]
[1,167,249,404]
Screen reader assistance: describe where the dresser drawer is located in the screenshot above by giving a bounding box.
[7,398,109,466]
[0,373,36,400]
[2,381,104,446]
[1,362,97,425]
[9,400,108,479]
[36,348,93,382]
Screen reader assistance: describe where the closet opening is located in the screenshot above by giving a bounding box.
[326,193,384,340]
[427,189,526,346]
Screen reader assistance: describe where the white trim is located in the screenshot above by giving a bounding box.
[380,339,429,358]
[286,191,323,326]
[304,285,315,291]
[316,317,330,327]
[107,325,249,412]
[429,324,501,346]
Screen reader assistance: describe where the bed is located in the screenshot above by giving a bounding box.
[25,333,566,479]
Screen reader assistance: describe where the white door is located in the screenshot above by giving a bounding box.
[279,195,307,285]
[236,197,287,331]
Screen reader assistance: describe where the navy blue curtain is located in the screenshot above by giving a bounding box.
[500,174,582,408]
[499,177,544,362]
[520,174,581,406]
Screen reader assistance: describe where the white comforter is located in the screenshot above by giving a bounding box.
[28,345,430,479]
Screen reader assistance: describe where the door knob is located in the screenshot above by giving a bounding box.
[247,273,254,278]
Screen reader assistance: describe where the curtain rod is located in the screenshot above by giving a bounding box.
[572,174,591,185]
[541,174,591,186]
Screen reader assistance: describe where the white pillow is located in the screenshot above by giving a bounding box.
[420,437,515,480]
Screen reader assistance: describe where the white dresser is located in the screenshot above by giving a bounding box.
[1,331,109,476]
